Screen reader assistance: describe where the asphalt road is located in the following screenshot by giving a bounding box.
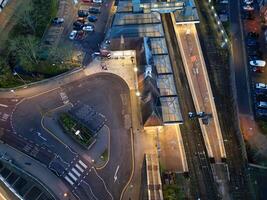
[229,0,252,115]
[0,73,132,200]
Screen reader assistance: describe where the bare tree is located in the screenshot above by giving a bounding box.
[9,35,40,71]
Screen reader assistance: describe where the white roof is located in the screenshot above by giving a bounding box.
[250,60,266,67]
[256,83,267,89]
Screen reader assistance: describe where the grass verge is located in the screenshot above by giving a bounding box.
[59,113,94,148]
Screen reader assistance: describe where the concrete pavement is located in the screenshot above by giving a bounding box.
[173,20,226,162]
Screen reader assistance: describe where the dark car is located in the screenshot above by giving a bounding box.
[247,32,259,39]
[73,21,84,30]
[248,55,262,61]
[78,10,89,17]
[248,49,262,57]
[88,15,97,22]
[246,38,258,46]
[52,17,64,24]
[89,7,101,14]
[255,88,267,95]
[256,109,267,118]
[257,93,267,101]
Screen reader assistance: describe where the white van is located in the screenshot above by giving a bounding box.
[257,101,267,109]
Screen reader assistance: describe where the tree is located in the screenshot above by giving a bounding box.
[47,45,72,64]
[9,35,40,71]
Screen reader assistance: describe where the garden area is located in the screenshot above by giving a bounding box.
[59,113,95,148]
[0,0,74,88]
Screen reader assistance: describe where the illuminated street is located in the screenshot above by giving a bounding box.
[0,0,260,199]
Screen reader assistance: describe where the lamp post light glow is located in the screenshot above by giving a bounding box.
[136,91,141,96]
[134,67,138,72]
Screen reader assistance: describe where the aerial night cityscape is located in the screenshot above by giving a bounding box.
[1,0,267,199]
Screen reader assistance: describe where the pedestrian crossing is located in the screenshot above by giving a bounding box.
[64,160,88,186]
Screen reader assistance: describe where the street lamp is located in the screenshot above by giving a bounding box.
[13,71,27,88]
[136,91,141,96]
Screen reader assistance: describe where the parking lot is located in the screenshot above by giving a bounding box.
[242,0,267,119]
[67,0,114,64]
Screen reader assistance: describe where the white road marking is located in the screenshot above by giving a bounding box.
[0,104,8,108]
[114,165,120,183]
[72,168,81,177]
[75,164,84,173]
[68,172,77,182]
[64,176,74,185]
[78,160,87,169]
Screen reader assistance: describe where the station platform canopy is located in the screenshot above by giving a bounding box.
[131,0,199,24]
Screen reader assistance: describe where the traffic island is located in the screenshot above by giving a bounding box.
[59,113,96,149]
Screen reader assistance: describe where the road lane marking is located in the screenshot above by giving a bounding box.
[92,167,113,200]
[114,165,120,183]
[0,104,8,108]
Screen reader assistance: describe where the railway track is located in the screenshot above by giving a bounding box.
[161,13,219,200]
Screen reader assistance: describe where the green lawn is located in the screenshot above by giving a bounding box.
[100,149,108,162]
[163,184,185,200]
[59,113,95,148]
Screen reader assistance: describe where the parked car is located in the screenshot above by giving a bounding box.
[257,101,267,109]
[248,55,261,61]
[247,32,259,39]
[252,66,264,73]
[89,7,101,14]
[83,24,94,32]
[76,31,85,40]
[93,0,102,3]
[243,5,254,11]
[73,21,84,30]
[73,21,84,27]
[256,93,267,101]
[244,0,253,4]
[88,15,98,22]
[52,17,64,24]
[256,83,267,90]
[244,11,254,20]
[246,38,258,46]
[256,109,267,118]
[250,60,266,67]
[78,10,89,17]
[248,49,262,57]
[69,30,77,40]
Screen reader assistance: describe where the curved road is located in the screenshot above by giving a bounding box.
[0,73,132,200]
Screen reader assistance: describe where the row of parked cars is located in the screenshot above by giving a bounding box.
[69,4,101,40]
[255,83,267,118]
[242,0,267,118]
